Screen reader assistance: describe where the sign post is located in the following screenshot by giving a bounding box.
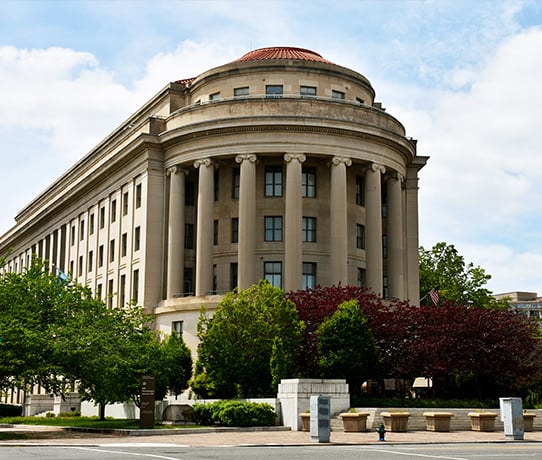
[140,375,155,429]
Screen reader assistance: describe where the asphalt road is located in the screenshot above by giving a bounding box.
[2,443,542,459]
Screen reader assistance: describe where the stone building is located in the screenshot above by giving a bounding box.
[0,46,428,356]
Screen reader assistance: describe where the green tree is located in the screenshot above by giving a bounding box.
[316,300,379,396]
[193,280,304,398]
[419,242,507,309]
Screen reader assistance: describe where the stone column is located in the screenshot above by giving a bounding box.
[194,158,215,296]
[387,171,405,299]
[284,153,306,291]
[330,156,352,285]
[166,166,186,299]
[235,154,257,290]
[365,163,386,295]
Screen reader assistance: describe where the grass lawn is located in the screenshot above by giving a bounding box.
[0,416,200,430]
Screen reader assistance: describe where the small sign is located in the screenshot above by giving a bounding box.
[140,375,155,429]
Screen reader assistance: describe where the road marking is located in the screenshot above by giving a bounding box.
[66,446,184,460]
[365,448,469,460]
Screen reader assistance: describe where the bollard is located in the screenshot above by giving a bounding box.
[377,422,386,441]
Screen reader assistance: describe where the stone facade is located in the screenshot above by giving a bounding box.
[0,47,428,360]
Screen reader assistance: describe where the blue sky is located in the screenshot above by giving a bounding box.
[1,0,541,294]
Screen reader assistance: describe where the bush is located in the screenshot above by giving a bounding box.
[193,400,276,427]
[0,404,22,417]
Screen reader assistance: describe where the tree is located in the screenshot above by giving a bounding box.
[317,300,379,396]
[193,280,304,398]
[419,242,507,309]
[153,332,193,400]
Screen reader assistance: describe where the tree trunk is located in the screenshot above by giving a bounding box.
[99,402,106,421]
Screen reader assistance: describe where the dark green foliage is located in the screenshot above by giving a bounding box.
[0,404,22,416]
[317,300,379,395]
[270,337,287,391]
[192,400,276,427]
[193,280,304,398]
[153,333,193,400]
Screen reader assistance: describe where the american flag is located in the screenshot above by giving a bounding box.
[429,286,439,306]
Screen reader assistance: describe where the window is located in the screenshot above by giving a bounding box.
[111,199,117,223]
[264,216,283,242]
[70,225,75,246]
[109,239,115,262]
[302,262,317,289]
[96,283,102,300]
[185,181,195,206]
[264,262,282,288]
[356,176,364,206]
[212,264,217,293]
[382,186,388,218]
[232,167,240,199]
[107,279,114,308]
[120,274,126,307]
[184,267,193,294]
[209,91,220,101]
[214,170,219,201]
[172,320,183,336]
[89,213,95,235]
[357,268,366,288]
[123,192,129,216]
[134,226,141,251]
[132,269,139,303]
[99,207,105,229]
[302,217,317,242]
[265,166,283,196]
[332,90,345,100]
[266,85,283,98]
[356,224,365,249]
[185,223,194,249]
[135,184,142,208]
[88,250,93,272]
[230,262,238,290]
[69,260,74,276]
[79,220,85,240]
[300,86,317,97]
[356,97,365,105]
[78,256,83,277]
[98,245,104,267]
[302,167,316,197]
[382,234,388,259]
[121,233,127,257]
[213,220,219,245]
[234,86,249,98]
[231,218,239,243]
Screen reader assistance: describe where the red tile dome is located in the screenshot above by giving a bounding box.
[234,47,334,64]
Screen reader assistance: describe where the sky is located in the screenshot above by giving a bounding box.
[0,0,541,295]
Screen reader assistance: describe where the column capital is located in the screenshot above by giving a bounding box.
[166,165,188,176]
[284,153,306,164]
[370,162,386,174]
[194,158,214,169]
[331,156,352,167]
[235,154,257,164]
[386,170,405,183]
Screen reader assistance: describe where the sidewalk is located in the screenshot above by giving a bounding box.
[2,425,542,447]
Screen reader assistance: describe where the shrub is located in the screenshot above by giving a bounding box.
[0,404,22,417]
[193,400,276,427]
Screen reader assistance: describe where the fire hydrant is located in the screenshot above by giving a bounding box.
[377,422,386,441]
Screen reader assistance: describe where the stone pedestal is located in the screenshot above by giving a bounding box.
[340,412,370,432]
[468,412,497,432]
[423,412,453,432]
[277,378,349,431]
[524,413,536,432]
[381,411,410,432]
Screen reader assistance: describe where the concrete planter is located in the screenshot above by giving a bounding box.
[524,412,536,432]
[468,412,497,432]
[340,412,370,432]
[423,412,453,432]
[299,413,310,431]
[381,411,410,432]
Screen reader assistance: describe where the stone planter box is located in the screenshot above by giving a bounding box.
[524,412,536,432]
[423,412,454,432]
[299,413,310,432]
[381,411,410,432]
[468,412,497,432]
[340,412,370,432]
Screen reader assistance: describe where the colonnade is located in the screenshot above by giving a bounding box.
[165,154,412,299]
